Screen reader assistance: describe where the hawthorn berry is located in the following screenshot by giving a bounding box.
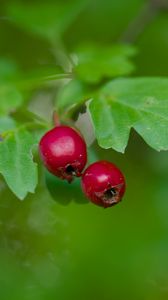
[39,125,87,182]
[81,160,126,208]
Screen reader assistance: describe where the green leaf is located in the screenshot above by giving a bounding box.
[0,128,38,199]
[0,85,23,116]
[74,44,136,84]
[7,1,87,41]
[56,80,87,114]
[89,77,168,152]
[0,116,16,133]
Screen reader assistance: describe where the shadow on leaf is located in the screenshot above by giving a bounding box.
[45,171,88,205]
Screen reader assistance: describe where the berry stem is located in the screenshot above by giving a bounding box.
[53,111,61,127]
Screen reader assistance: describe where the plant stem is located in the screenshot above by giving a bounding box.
[50,38,75,72]
[120,0,168,43]
[52,111,61,127]
[8,73,72,91]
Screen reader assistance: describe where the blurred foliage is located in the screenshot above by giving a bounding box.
[6,1,88,41]
[74,43,136,83]
[0,0,168,299]
[56,79,87,115]
[0,57,20,82]
[0,116,16,132]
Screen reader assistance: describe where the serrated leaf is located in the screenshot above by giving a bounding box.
[56,79,87,114]
[0,85,23,116]
[0,128,38,199]
[89,77,168,152]
[74,44,136,84]
[7,1,87,41]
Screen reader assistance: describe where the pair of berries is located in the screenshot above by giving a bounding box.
[39,125,126,208]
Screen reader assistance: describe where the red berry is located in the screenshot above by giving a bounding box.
[81,160,126,208]
[39,125,87,182]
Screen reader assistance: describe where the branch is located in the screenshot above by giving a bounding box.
[120,0,168,43]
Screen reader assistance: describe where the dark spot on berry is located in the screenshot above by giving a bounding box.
[66,165,76,176]
[104,188,116,200]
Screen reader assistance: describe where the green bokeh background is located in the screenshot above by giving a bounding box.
[0,0,168,299]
